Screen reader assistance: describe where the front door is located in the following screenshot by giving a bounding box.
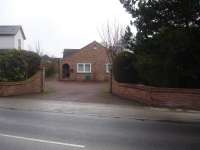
[62,64,70,78]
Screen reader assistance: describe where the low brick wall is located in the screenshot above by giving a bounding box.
[0,69,45,96]
[112,80,200,110]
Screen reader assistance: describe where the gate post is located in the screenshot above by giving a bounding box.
[41,67,45,92]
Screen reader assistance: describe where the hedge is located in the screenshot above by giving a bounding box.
[113,51,140,83]
[0,49,41,82]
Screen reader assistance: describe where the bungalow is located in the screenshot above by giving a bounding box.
[0,25,26,50]
[60,41,111,81]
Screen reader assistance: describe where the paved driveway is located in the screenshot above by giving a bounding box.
[16,79,141,106]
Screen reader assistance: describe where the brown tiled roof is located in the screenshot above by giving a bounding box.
[63,41,106,58]
[63,49,80,58]
[80,41,105,50]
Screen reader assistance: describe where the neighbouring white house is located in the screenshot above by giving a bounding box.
[0,25,26,50]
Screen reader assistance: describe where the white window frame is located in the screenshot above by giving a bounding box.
[77,63,92,73]
[105,63,112,73]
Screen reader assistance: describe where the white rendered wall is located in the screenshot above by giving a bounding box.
[0,36,15,49]
[14,30,24,49]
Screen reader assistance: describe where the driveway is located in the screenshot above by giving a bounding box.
[15,79,142,106]
[1,79,200,123]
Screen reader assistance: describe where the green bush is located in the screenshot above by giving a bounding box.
[113,51,140,83]
[136,28,200,88]
[21,50,41,78]
[120,0,200,88]
[0,50,41,82]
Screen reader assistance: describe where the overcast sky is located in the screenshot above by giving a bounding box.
[1,0,133,57]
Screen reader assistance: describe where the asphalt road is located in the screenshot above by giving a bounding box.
[0,108,200,150]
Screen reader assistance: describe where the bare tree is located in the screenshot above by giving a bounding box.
[35,40,43,56]
[98,22,125,93]
[27,44,33,52]
[99,22,124,63]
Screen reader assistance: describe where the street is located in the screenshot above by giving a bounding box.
[0,108,199,150]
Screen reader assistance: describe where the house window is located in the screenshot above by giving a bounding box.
[77,63,91,73]
[18,39,21,49]
[106,63,112,73]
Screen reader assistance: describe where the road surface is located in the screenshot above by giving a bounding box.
[0,108,199,150]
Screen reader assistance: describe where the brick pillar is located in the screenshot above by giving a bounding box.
[58,59,63,80]
[41,67,45,92]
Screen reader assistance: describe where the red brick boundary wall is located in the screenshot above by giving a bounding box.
[0,69,45,96]
[112,80,200,110]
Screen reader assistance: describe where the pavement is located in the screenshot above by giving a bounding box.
[0,97,200,123]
